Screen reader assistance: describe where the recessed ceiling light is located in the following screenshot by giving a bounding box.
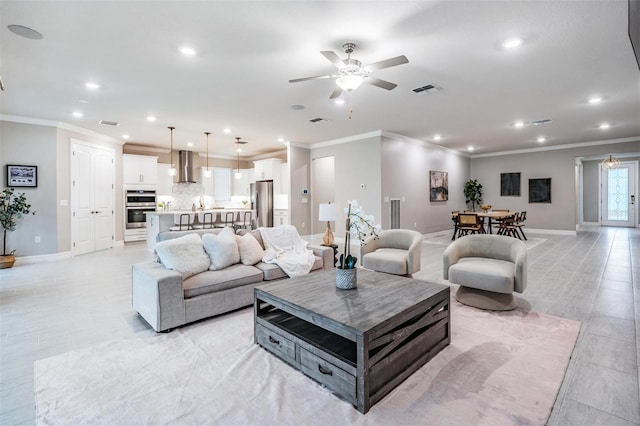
[72,111,83,118]
[223,128,231,134]
[468,146,474,152]
[122,134,130,140]
[588,96,602,104]
[502,38,522,49]
[277,137,284,143]
[8,24,43,40]
[599,123,611,129]
[187,142,194,147]
[85,82,100,90]
[333,99,345,105]
[180,46,196,56]
[79,99,89,104]
[537,136,546,143]
[146,115,156,122]
[291,105,305,110]
[514,121,525,128]
[433,134,442,141]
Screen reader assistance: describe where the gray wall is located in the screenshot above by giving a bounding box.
[381,135,470,234]
[1,120,123,256]
[582,160,600,223]
[288,145,311,232]
[1,121,58,256]
[471,140,640,231]
[310,135,382,238]
[312,156,335,235]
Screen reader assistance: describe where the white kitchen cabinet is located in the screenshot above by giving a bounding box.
[274,209,289,227]
[253,158,282,181]
[280,162,289,196]
[157,163,174,196]
[123,154,158,185]
[232,169,251,196]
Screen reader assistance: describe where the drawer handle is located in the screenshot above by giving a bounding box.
[268,335,280,345]
[318,365,333,376]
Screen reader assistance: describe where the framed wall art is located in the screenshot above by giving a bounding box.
[429,170,448,201]
[500,172,521,196]
[528,178,551,203]
[6,165,38,188]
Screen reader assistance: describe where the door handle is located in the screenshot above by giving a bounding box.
[631,195,635,205]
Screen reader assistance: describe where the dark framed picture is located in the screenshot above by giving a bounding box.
[500,172,521,196]
[6,165,38,187]
[529,178,551,203]
[429,171,448,201]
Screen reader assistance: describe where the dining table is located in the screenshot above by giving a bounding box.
[451,211,513,240]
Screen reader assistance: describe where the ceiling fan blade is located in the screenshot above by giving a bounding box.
[289,75,335,83]
[320,51,345,68]
[366,76,398,90]
[329,87,343,99]
[364,55,409,71]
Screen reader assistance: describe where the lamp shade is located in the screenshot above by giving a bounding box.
[319,203,339,221]
[336,75,364,91]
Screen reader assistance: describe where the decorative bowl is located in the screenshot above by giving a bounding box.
[480,204,492,212]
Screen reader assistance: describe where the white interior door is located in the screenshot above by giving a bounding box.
[71,141,115,255]
[602,161,637,227]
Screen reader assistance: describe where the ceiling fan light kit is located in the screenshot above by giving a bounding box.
[289,42,409,99]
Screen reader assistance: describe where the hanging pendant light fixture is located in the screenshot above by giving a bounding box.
[167,126,177,176]
[203,132,212,178]
[234,137,243,179]
[602,154,620,170]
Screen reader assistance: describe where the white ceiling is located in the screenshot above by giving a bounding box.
[1,1,639,158]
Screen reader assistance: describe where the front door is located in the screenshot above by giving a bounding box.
[602,161,637,227]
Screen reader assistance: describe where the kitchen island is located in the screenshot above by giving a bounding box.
[145,209,254,251]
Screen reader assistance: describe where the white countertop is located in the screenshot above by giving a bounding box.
[147,208,253,216]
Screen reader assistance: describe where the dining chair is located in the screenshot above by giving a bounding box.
[456,213,483,237]
[193,211,216,229]
[513,211,527,240]
[169,213,194,231]
[496,213,519,238]
[234,210,253,230]
[451,211,460,240]
[223,211,236,228]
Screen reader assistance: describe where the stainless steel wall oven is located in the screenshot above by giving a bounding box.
[125,190,156,230]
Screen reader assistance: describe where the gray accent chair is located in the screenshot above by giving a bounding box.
[361,229,423,277]
[443,234,527,311]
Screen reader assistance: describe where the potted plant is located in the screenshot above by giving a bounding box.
[1,188,34,269]
[337,200,380,289]
[464,179,483,212]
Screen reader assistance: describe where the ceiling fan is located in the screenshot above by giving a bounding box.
[289,43,409,99]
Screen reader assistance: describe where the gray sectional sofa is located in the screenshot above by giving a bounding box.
[132,228,333,332]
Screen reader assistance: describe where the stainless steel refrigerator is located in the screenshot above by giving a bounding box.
[251,180,273,227]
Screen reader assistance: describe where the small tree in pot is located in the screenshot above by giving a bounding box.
[464,179,483,212]
[0,188,35,268]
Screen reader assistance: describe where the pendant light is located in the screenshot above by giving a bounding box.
[203,132,212,178]
[167,126,177,176]
[601,154,620,170]
[235,137,243,179]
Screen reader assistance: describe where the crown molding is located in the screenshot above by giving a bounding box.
[1,114,123,144]
[124,144,169,154]
[470,136,640,158]
[309,130,383,149]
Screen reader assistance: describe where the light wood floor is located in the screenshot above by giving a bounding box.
[1,227,638,425]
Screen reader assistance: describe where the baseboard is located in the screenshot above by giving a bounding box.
[526,228,577,236]
[114,240,125,247]
[15,251,72,265]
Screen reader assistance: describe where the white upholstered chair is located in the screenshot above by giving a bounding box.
[361,229,422,277]
[443,234,527,311]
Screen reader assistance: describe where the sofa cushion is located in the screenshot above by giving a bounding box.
[363,248,409,276]
[183,264,264,298]
[255,255,324,281]
[448,257,514,294]
[202,227,240,271]
[236,233,265,265]
[154,233,211,279]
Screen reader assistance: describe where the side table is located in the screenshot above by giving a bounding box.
[321,243,338,267]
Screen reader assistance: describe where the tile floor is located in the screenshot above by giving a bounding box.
[0,227,638,425]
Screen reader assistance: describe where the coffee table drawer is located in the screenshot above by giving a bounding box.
[256,326,296,364]
[299,348,356,404]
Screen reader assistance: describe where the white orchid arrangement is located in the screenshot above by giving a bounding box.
[339,200,381,269]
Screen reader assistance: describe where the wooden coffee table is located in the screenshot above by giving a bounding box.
[254,269,450,413]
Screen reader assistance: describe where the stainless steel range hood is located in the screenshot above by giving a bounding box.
[178,150,196,183]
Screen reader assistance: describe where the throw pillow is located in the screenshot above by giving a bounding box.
[236,233,265,265]
[154,233,210,279]
[202,227,240,270]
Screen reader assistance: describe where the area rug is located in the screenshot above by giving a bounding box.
[423,231,546,251]
[35,302,580,426]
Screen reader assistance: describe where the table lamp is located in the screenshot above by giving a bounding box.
[318,203,339,245]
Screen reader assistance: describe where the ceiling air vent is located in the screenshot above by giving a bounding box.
[309,117,327,123]
[412,84,442,95]
[531,119,552,126]
[99,120,119,126]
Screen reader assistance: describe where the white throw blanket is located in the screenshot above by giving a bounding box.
[259,225,315,277]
